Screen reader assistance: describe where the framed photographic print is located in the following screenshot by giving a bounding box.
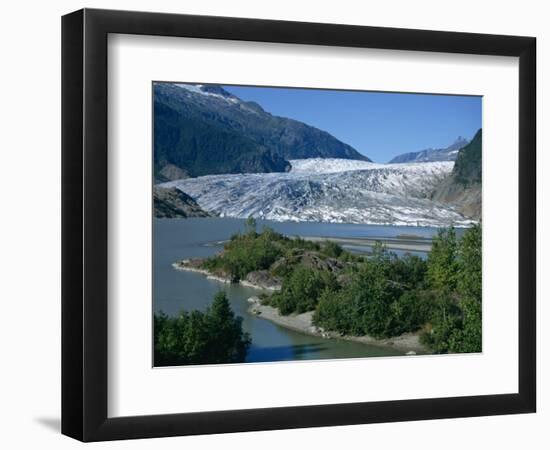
[61,8,536,441]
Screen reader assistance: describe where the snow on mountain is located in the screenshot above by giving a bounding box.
[161,158,475,227]
[154,82,370,179]
[175,83,214,96]
[175,83,236,101]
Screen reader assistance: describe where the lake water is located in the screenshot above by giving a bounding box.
[153,217,443,364]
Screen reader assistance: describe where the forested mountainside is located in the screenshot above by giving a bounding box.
[154,83,369,180]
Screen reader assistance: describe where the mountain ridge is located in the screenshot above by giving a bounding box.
[388,136,469,164]
[154,83,370,180]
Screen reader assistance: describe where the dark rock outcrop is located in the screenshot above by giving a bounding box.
[154,187,212,218]
[245,271,282,290]
[431,129,482,220]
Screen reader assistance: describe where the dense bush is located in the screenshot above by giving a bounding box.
[422,224,482,353]
[272,265,339,315]
[313,225,482,352]
[321,240,344,258]
[313,250,430,338]
[426,227,459,293]
[419,293,462,353]
[202,229,283,281]
[154,291,251,366]
[386,289,438,337]
[314,289,354,333]
[390,254,428,289]
[347,261,404,337]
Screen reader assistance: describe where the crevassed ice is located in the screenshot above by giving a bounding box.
[161,158,473,227]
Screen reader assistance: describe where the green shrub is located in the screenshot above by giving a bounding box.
[272,265,338,315]
[313,288,354,334]
[154,291,251,366]
[427,227,459,293]
[203,231,283,281]
[321,240,344,258]
[386,289,437,336]
[389,254,428,289]
[422,225,482,353]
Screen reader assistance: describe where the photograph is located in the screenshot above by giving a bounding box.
[152,82,482,366]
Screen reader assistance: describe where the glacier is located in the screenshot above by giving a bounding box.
[160,159,476,227]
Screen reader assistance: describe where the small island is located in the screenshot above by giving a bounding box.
[171,218,482,356]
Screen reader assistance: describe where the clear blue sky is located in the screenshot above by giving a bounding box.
[224,85,482,163]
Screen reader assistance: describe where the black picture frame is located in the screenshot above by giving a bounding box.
[62,8,536,442]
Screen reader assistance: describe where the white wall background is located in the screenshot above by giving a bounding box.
[0,0,546,448]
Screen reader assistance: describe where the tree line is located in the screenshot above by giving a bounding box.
[154,291,251,366]
[309,226,482,353]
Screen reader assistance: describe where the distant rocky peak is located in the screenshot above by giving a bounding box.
[199,84,234,98]
[448,136,469,150]
[388,135,472,164]
[242,100,265,114]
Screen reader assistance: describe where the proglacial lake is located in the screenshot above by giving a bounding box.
[153,217,444,364]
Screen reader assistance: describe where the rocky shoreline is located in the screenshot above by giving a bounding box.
[172,259,282,291]
[247,296,428,355]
